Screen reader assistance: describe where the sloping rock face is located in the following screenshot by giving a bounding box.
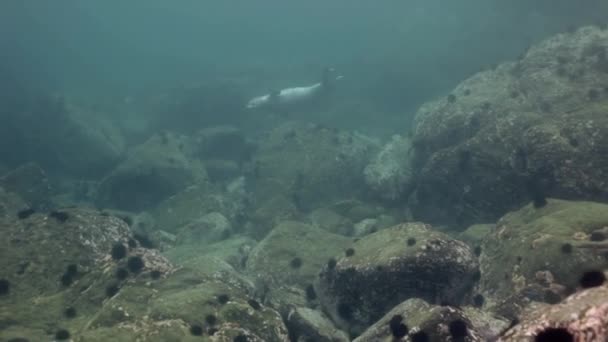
[479,199,608,308]
[246,221,351,290]
[97,132,207,211]
[409,25,608,227]
[315,222,479,335]
[0,72,124,179]
[0,162,51,210]
[0,202,288,341]
[354,298,507,342]
[250,122,379,214]
[499,283,608,341]
[363,134,413,201]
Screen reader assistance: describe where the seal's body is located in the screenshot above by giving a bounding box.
[246,68,342,110]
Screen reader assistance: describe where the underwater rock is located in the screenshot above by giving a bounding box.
[194,125,256,162]
[0,162,51,210]
[363,134,413,201]
[0,187,27,222]
[165,235,256,271]
[499,283,608,341]
[480,199,608,309]
[250,121,379,213]
[82,262,287,342]
[354,298,505,342]
[287,307,350,342]
[410,25,608,227]
[175,211,232,245]
[152,181,247,234]
[246,221,351,290]
[205,159,242,182]
[309,207,354,236]
[249,192,299,238]
[0,203,288,341]
[0,81,125,179]
[0,208,143,340]
[316,222,479,336]
[151,82,248,133]
[97,132,207,211]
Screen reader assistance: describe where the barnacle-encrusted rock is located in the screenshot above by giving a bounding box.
[480,199,608,306]
[499,283,608,341]
[0,205,291,341]
[316,222,479,335]
[363,134,413,201]
[354,298,509,342]
[287,307,350,342]
[410,25,608,227]
[246,221,351,290]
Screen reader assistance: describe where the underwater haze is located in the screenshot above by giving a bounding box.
[2,0,607,114]
[2,1,608,341]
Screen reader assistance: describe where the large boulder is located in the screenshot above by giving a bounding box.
[246,221,351,291]
[354,298,508,342]
[363,134,413,201]
[479,199,608,308]
[316,222,479,335]
[151,176,248,234]
[0,205,289,342]
[287,307,350,342]
[193,126,256,182]
[250,122,379,215]
[0,74,124,178]
[409,25,608,227]
[499,282,608,341]
[97,132,207,211]
[0,162,51,210]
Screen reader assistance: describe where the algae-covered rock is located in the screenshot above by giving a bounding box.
[410,25,608,227]
[0,162,51,210]
[175,211,232,245]
[354,298,498,342]
[164,236,256,271]
[458,223,494,248]
[0,186,27,221]
[152,181,248,234]
[309,207,354,236]
[0,208,137,340]
[287,307,350,342]
[363,134,413,201]
[316,222,479,335]
[246,221,352,290]
[480,199,608,305]
[0,204,289,341]
[0,80,125,179]
[98,132,206,211]
[251,122,379,213]
[194,125,256,162]
[499,283,608,341]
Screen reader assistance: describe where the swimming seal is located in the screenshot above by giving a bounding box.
[246,67,343,110]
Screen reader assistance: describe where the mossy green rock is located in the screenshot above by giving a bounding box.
[152,183,245,233]
[246,221,351,290]
[354,299,490,342]
[316,222,479,335]
[480,199,608,303]
[98,132,207,211]
[251,121,378,212]
[410,26,608,227]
